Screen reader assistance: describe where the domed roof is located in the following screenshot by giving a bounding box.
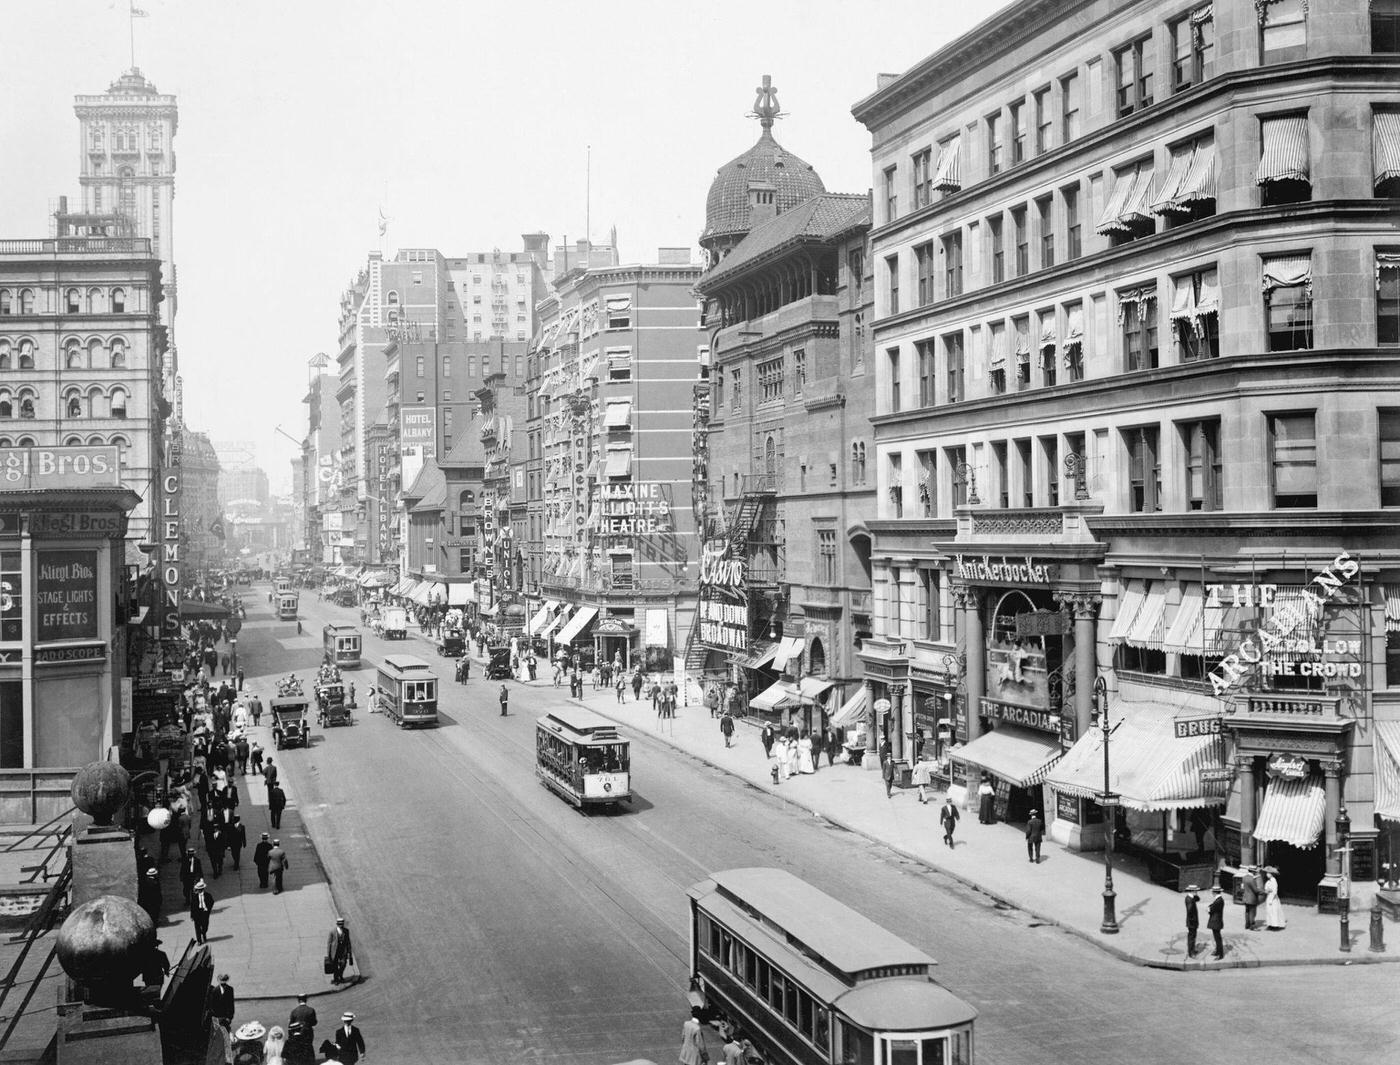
[702,77,825,246]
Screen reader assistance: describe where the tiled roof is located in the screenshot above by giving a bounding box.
[697,193,870,290]
[702,130,826,244]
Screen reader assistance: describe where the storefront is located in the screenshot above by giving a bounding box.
[593,611,635,673]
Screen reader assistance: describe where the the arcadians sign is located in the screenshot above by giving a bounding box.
[696,539,748,653]
[978,698,1058,733]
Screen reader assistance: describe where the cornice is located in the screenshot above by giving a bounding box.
[1087,511,1400,538]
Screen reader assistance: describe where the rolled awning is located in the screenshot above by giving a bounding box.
[750,680,801,713]
[1256,115,1309,185]
[830,688,868,728]
[932,136,961,192]
[1126,583,1166,649]
[1373,721,1400,823]
[1047,699,1229,811]
[554,605,598,646]
[952,725,1063,788]
[1109,581,1147,642]
[1252,776,1326,849]
[1375,112,1400,190]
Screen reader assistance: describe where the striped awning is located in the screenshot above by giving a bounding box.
[737,643,779,671]
[1256,115,1309,185]
[772,637,805,673]
[408,580,435,606]
[952,725,1063,788]
[932,135,961,192]
[1109,581,1147,642]
[1154,137,1216,214]
[1374,111,1400,189]
[1252,776,1326,849]
[1096,162,1155,234]
[446,583,475,606]
[1126,583,1167,649]
[525,604,552,635]
[1373,722,1400,823]
[604,400,632,428]
[605,447,632,478]
[1161,585,1205,655]
[1047,699,1229,811]
[750,680,801,713]
[540,604,572,639]
[1385,586,1400,634]
[798,677,836,702]
[554,605,598,646]
[830,687,868,728]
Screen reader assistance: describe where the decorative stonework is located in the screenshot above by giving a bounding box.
[1053,591,1101,620]
[970,513,1063,537]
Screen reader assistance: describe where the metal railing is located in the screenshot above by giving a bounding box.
[0,858,72,1054]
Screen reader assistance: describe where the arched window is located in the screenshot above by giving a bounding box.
[65,343,82,369]
[87,288,103,313]
[16,437,35,447]
[0,290,10,315]
[64,435,83,446]
[387,291,400,306]
[111,288,125,313]
[808,637,826,676]
[110,388,128,419]
[110,435,130,467]
[0,397,11,418]
[0,343,10,370]
[765,435,777,479]
[0,438,10,447]
[66,394,83,418]
[109,339,125,368]
[19,290,33,315]
[66,289,81,314]
[17,341,33,370]
[19,397,35,419]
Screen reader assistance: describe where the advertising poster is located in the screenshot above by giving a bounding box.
[36,549,99,643]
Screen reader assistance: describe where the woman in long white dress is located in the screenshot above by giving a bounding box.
[1264,868,1286,930]
[785,730,800,777]
[774,736,790,780]
[263,1025,287,1065]
[797,730,815,774]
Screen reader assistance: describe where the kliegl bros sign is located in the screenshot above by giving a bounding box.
[0,446,120,490]
[35,549,99,643]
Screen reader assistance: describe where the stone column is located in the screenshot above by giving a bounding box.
[960,588,985,745]
[1322,758,1344,876]
[863,680,877,762]
[890,684,907,762]
[1237,755,1257,867]
[1072,595,1100,740]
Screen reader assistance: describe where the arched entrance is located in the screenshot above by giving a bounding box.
[808,637,826,676]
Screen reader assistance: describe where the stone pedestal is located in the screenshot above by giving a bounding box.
[71,827,137,909]
[56,997,162,1065]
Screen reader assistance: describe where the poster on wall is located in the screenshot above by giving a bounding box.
[0,550,21,642]
[36,549,99,643]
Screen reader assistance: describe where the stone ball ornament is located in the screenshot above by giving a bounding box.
[70,762,131,826]
[56,895,155,988]
[146,807,172,831]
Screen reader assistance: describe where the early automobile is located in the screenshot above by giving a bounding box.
[270,697,312,750]
[316,682,352,727]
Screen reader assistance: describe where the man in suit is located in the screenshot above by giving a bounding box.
[179,847,203,905]
[328,1012,366,1065]
[1240,864,1262,930]
[939,797,960,849]
[289,994,317,1050]
[253,833,273,889]
[268,784,287,830]
[327,917,355,984]
[1184,885,1201,957]
[207,973,235,1030]
[1025,810,1046,863]
[222,814,247,872]
[1207,885,1226,959]
[190,879,215,945]
[267,839,289,894]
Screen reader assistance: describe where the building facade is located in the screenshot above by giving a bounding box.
[180,429,221,577]
[853,0,1400,902]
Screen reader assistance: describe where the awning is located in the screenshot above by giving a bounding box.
[1373,721,1400,823]
[1161,585,1206,655]
[391,578,414,597]
[1109,581,1147,642]
[178,601,230,620]
[525,604,552,635]
[334,565,356,580]
[540,604,572,638]
[952,725,1063,789]
[1375,111,1400,189]
[772,637,805,672]
[1126,583,1166,649]
[604,400,632,428]
[750,680,801,713]
[1154,137,1215,214]
[830,688,868,728]
[1262,254,1312,296]
[555,605,598,645]
[798,677,836,702]
[1096,162,1155,234]
[408,581,434,606]
[605,448,632,478]
[737,643,779,671]
[1256,115,1309,185]
[1386,586,1400,634]
[1252,776,1326,849]
[446,583,475,606]
[932,135,961,192]
[1046,699,1229,811]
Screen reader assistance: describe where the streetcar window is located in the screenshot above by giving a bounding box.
[814,1009,829,1052]
[768,972,784,1013]
[719,931,732,970]
[952,1027,972,1065]
[889,1039,918,1065]
[708,919,722,958]
[743,946,756,986]
[921,1035,948,1065]
[838,1021,875,1065]
[697,914,712,956]
[756,958,770,999]
[782,979,798,1025]
[798,993,813,1038]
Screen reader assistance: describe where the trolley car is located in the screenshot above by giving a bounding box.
[323,623,362,669]
[277,591,299,620]
[688,868,976,1065]
[534,707,631,809]
[375,654,439,728]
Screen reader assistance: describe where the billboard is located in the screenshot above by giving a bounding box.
[0,446,120,490]
[401,406,436,459]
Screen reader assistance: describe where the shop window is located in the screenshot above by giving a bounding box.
[1269,411,1317,508]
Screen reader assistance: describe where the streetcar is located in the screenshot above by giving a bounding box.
[534,707,631,809]
[687,868,977,1065]
[375,654,439,728]
[274,576,293,596]
[323,623,363,669]
[277,591,299,620]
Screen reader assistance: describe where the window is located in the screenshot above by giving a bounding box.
[759,358,784,404]
[1041,436,1060,507]
[715,367,724,409]
[912,148,933,210]
[467,355,476,377]
[1034,87,1052,155]
[17,343,32,370]
[851,442,867,485]
[1010,100,1027,164]
[606,296,632,330]
[1011,207,1028,277]
[1038,310,1057,387]
[1156,134,1217,225]
[917,339,936,407]
[943,232,963,297]
[1125,425,1161,512]
[1060,71,1081,143]
[1173,268,1221,360]
[949,445,969,505]
[847,248,865,300]
[1261,0,1307,64]
[817,529,837,583]
[992,442,1009,508]
[889,453,904,517]
[0,291,8,315]
[66,396,82,418]
[989,363,1008,394]
[920,569,941,639]
[1172,8,1215,90]
[1380,409,1400,506]
[515,356,523,377]
[1381,256,1400,344]
[1063,185,1082,260]
[884,166,898,221]
[1121,291,1159,371]
[1269,411,1317,507]
[886,255,900,315]
[989,216,1005,284]
[915,242,936,306]
[1378,113,1400,197]
[1258,115,1311,205]
[19,291,32,315]
[1036,196,1054,269]
[793,350,805,395]
[66,289,80,314]
[945,332,965,402]
[1013,316,1031,390]
[1182,418,1223,511]
[1376,0,1400,52]
[65,344,81,369]
[888,348,901,411]
[416,355,424,378]
[110,389,127,419]
[917,450,936,516]
[1115,36,1155,116]
[731,368,741,411]
[111,288,125,313]
[987,113,1003,175]
[1263,257,1313,351]
[1014,438,1033,507]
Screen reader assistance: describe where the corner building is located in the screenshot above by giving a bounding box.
[853,0,1400,905]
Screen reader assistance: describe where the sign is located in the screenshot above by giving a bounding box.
[644,608,669,648]
[697,587,748,651]
[35,549,99,643]
[27,512,124,537]
[698,539,746,590]
[1056,791,1081,824]
[979,698,1058,733]
[953,554,1058,584]
[401,406,437,460]
[1267,752,1309,780]
[595,482,674,536]
[134,672,176,691]
[119,677,133,733]
[160,429,183,634]
[1243,695,1339,717]
[950,760,968,787]
[1015,610,1069,637]
[35,642,106,665]
[1199,766,1234,783]
[1349,838,1376,883]
[1175,716,1223,739]
[0,446,120,490]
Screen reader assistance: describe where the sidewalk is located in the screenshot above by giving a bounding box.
[566,685,1395,970]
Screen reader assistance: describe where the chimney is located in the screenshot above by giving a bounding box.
[748,182,777,229]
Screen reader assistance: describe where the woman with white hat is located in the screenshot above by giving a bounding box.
[1264,866,1287,930]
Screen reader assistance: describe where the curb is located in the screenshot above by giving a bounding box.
[573,699,1400,971]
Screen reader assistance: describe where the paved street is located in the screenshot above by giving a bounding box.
[248,590,1399,1065]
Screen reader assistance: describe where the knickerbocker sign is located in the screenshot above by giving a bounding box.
[954,554,1058,584]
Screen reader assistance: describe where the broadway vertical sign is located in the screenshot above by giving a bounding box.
[161,429,183,633]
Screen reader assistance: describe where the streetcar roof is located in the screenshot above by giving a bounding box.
[536,707,626,742]
[378,654,434,675]
[692,868,937,976]
[836,980,978,1031]
[324,624,359,634]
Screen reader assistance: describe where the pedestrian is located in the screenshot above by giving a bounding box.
[204,815,226,878]
[267,838,289,894]
[810,729,823,772]
[220,652,230,676]
[326,1012,366,1065]
[1264,867,1286,930]
[632,670,644,703]
[264,758,278,791]
[499,683,509,717]
[705,686,719,717]
[615,672,627,703]
[179,846,203,905]
[939,797,960,848]
[1184,884,1201,958]
[190,879,214,944]
[264,1026,287,1065]
[138,867,162,924]
[159,803,186,863]
[720,711,734,748]
[1208,885,1226,959]
[825,725,839,767]
[460,656,471,682]
[250,696,263,727]
[881,749,894,798]
[236,666,245,692]
[268,783,287,830]
[250,740,264,776]
[1025,809,1045,863]
[289,995,317,1053]
[911,758,931,803]
[141,938,171,989]
[208,973,236,1030]
[977,776,996,824]
[235,734,250,775]
[223,813,246,871]
[760,723,775,759]
[679,1005,708,1065]
[1240,864,1262,930]
[527,654,537,681]
[253,832,272,889]
[326,917,355,984]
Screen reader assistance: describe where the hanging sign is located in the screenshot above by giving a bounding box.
[1266,753,1309,780]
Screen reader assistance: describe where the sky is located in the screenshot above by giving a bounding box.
[0,0,1013,496]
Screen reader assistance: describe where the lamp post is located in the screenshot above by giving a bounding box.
[952,461,981,505]
[1093,675,1119,934]
[1337,806,1352,952]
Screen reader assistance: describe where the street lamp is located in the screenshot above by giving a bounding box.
[1093,675,1119,934]
[1337,805,1352,952]
[952,461,981,505]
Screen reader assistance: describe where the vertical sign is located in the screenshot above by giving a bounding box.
[35,549,99,642]
[161,428,183,633]
[119,677,133,733]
